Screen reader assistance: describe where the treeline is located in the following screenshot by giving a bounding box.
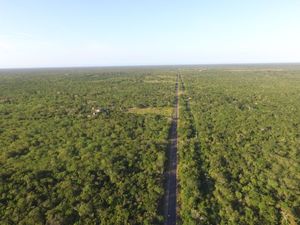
[179,70,300,225]
[0,69,176,224]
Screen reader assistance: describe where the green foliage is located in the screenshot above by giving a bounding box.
[179,69,300,225]
[1,66,299,224]
[0,68,176,224]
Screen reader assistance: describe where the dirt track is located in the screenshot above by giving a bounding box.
[164,74,179,225]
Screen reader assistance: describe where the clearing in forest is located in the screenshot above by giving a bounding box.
[128,107,173,117]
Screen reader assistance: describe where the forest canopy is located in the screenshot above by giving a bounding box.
[0,68,176,225]
[0,66,299,225]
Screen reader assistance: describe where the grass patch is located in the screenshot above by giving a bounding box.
[143,80,173,83]
[128,107,173,117]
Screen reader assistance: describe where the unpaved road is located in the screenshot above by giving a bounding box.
[164,74,179,225]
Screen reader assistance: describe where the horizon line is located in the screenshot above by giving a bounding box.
[1,62,300,70]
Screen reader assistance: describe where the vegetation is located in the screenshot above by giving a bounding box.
[0,68,176,225]
[178,69,300,225]
[128,107,173,117]
[1,66,299,225]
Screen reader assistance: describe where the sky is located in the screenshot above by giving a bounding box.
[0,0,300,68]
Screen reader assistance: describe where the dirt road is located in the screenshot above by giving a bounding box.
[164,74,179,225]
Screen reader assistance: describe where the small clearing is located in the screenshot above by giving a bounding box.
[128,107,173,117]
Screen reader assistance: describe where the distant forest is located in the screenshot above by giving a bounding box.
[1,67,299,225]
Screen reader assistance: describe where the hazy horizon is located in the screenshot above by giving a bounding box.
[1,1,300,68]
[2,62,300,70]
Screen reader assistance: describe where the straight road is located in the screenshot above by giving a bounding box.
[164,74,179,225]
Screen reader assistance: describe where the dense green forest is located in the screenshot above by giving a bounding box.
[178,69,300,225]
[1,66,299,225]
[0,68,176,224]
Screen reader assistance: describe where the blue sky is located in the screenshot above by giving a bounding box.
[0,0,300,68]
